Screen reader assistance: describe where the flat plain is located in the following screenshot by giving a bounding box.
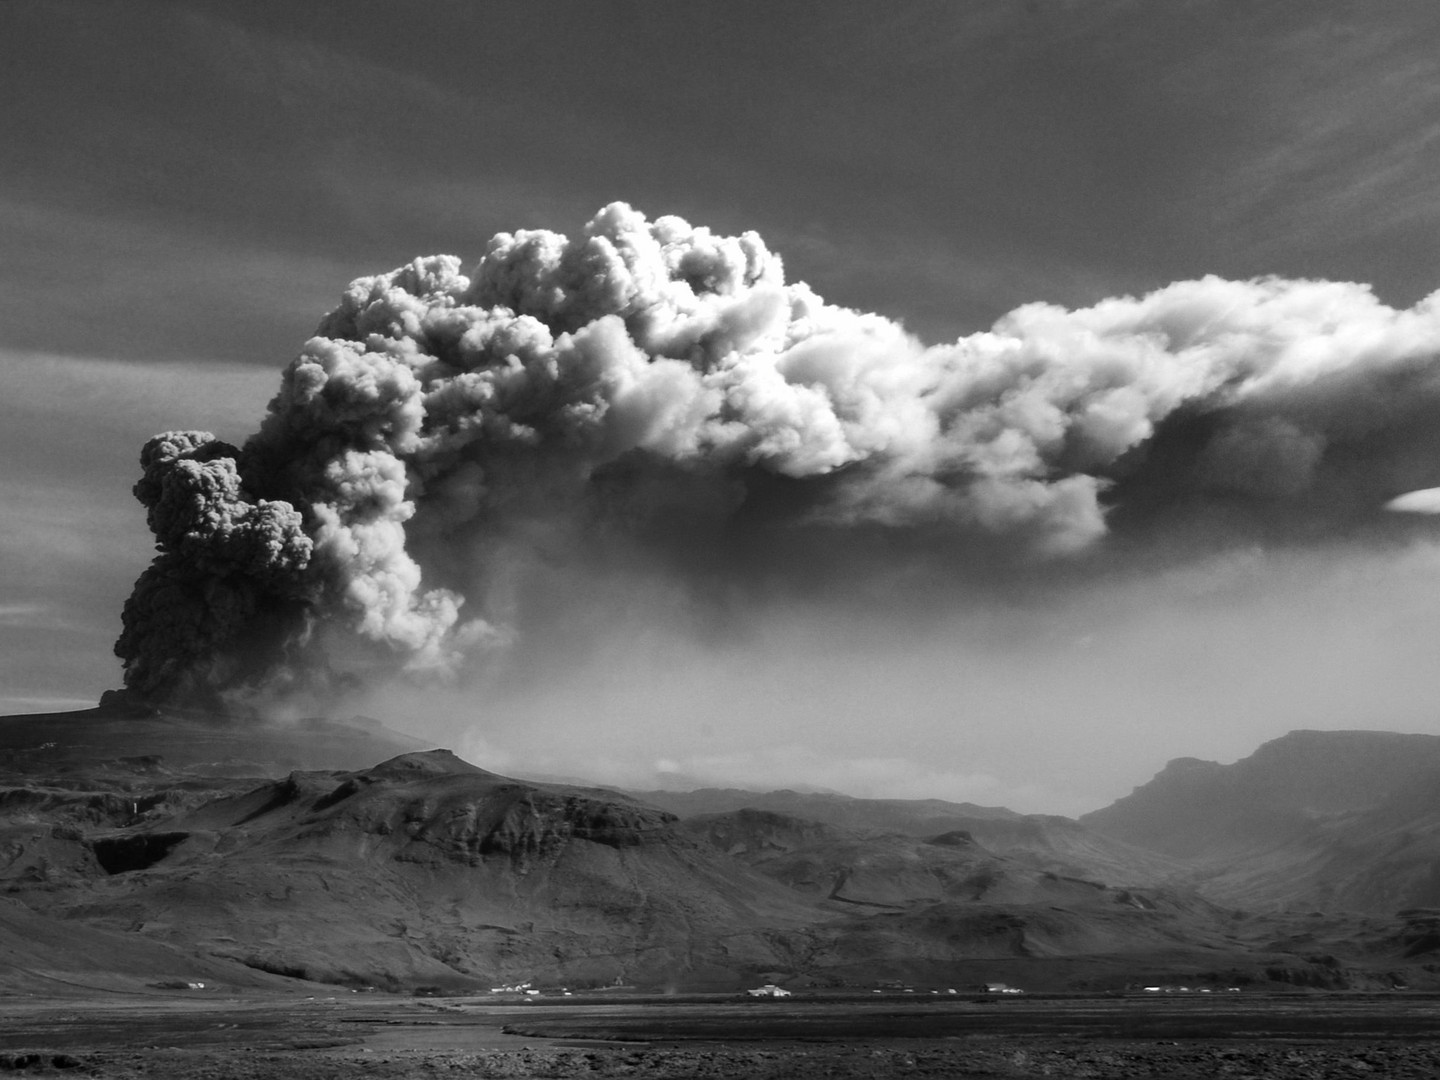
[5,992,1440,1079]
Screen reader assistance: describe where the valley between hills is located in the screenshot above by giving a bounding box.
[5,703,1440,999]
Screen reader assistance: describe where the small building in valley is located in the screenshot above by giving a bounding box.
[746,984,792,997]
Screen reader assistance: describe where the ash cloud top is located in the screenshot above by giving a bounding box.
[115,203,1440,709]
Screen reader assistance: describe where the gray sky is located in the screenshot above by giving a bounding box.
[5,0,1440,815]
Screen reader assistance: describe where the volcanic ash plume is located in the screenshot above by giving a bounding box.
[115,431,314,702]
[115,202,1440,707]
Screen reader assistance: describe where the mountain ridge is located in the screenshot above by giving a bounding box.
[7,710,1440,994]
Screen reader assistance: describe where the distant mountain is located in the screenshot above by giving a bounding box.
[1081,730,1440,914]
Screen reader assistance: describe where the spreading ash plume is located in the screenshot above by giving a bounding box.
[115,202,1440,709]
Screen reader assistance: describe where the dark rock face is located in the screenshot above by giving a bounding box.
[476,793,672,857]
[90,831,189,874]
[926,830,976,847]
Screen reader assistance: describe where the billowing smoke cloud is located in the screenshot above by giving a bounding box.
[115,203,1440,708]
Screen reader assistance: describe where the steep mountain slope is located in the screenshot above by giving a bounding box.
[1082,730,1440,914]
[0,895,304,995]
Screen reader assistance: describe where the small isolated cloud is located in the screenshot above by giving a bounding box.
[1385,486,1440,514]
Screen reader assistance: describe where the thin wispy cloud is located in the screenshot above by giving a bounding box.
[0,603,53,628]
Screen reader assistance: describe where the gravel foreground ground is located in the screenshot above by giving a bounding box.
[6,995,1440,1079]
[16,1040,1440,1080]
